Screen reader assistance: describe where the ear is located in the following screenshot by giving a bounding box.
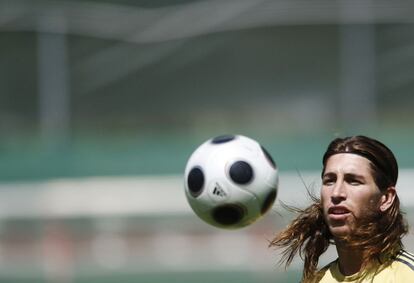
[379,186,396,212]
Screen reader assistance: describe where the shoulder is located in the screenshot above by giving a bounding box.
[393,249,414,272]
[374,249,414,282]
[312,260,337,283]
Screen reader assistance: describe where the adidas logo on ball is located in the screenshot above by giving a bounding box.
[212,183,227,197]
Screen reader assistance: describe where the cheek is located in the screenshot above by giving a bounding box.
[320,186,330,201]
[352,190,382,216]
[320,188,330,210]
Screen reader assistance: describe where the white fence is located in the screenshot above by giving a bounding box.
[0,170,413,218]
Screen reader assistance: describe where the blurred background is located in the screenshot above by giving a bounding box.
[1,0,414,282]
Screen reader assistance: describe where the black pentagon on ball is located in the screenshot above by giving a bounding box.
[212,204,245,226]
[211,134,236,144]
[187,167,204,197]
[261,189,277,215]
[260,145,277,169]
[229,161,254,184]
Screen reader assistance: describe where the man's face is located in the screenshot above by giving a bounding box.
[321,153,382,238]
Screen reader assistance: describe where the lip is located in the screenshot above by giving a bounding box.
[328,206,350,214]
[328,206,351,220]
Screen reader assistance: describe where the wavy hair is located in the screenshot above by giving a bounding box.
[269,136,408,282]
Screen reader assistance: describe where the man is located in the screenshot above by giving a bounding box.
[270,135,413,282]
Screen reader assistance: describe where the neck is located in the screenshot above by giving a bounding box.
[335,241,364,276]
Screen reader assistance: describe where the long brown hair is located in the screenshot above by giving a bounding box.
[269,136,408,282]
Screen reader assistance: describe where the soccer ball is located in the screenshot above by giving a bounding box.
[184,134,279,229]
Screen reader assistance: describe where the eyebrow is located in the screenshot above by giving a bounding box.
[322,172,366,180]
[322,172,335,179]
[344,173,366,180]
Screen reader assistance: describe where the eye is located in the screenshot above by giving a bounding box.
[322,177,336,186]
[343,174,365,186]
[346,177,364,186]
[322,172,337,186]
[349,180,362,186]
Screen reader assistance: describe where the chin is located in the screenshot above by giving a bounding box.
[329,225,352,238]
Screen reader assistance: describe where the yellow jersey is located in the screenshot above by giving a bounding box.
[315,250,414,283]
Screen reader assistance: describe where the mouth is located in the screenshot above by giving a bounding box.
[328,206,351,220]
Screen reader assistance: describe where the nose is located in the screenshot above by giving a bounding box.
[331,181,346,204]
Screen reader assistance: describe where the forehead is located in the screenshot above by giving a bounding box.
[324,153,373,175]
